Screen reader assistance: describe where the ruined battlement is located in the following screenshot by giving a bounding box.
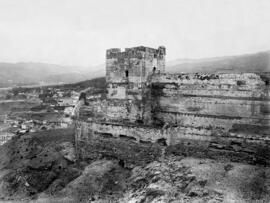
[151,72,266,85]
[106,46,166,59]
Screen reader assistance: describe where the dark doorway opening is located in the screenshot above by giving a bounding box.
[125,70,129,77]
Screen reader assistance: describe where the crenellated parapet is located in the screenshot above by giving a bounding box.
[151,72,266,86]
[106,46,166,60]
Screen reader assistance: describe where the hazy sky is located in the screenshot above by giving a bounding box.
[0,0,270,67]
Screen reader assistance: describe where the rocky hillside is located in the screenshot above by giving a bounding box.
[0,130,269,202]
[0,128,80,200]
[34,157,270,203]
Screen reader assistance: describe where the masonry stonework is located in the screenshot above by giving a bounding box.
[75,46,270,166]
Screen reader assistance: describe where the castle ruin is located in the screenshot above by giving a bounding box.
[75,46,270,166]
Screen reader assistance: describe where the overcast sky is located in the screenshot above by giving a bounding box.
[0,0,270,67]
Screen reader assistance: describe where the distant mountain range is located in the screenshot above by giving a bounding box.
[0,62,105,88]
[166,51,270,73]
[0,50,269,87]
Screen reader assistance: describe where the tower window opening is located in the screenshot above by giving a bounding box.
[125,70,129,77]
[153,67,156,73]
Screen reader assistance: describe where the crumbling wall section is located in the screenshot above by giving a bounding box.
[75,120,163,167]
[75,120,270,165]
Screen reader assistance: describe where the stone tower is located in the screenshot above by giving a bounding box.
[106,46,166,100]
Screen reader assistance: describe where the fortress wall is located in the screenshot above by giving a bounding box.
[76,121,213,147]
[74,121,163,167]
[106,102,141,122]
[151,73,270,134]
[155,97,270,121]
[79,99,143,123]
[75,46,270,165]
[76,120,270,165]
[76,71,270,165]
[86,72,270,132]
[159,86,270,99]
[151,73,266,86]
[78,121,269,146]
[154,112,269,130]
[107,84,127,99]
[107,83,145,100]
